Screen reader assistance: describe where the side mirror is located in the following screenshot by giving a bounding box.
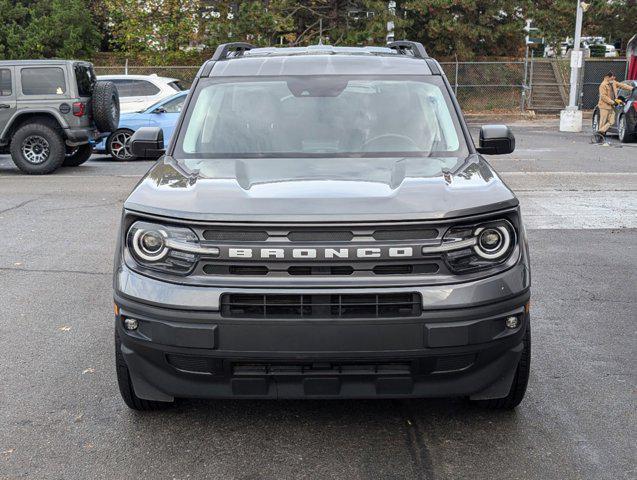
[152,106,167,114]
[130,127,165,158]
[477,125,515,155]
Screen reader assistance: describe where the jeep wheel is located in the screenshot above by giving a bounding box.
[92,81,120,132]
[107,129,135,160]
[10,122,66,174]
[471,324,531,410]
[115,332,173,411]
[63,144,93,167]
[618,115,634,143]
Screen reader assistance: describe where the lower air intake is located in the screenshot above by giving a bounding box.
[221,293,422,319]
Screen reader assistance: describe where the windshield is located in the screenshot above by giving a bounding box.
[143,93,186,113]
[174,76,468,163]
[169,80,186,91]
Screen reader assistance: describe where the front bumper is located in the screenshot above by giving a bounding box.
[114,264,530,401]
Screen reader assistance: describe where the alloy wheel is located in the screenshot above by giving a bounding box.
[22,135,50,164]
[110,131,133,160]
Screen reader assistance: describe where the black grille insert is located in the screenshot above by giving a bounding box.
[203,264,270,275]
[221,293,422,318]
[373,263,439,275]
[287,230,354,242]
[229,265,269,276]
[166,354,211,373]
[373,265,413,275]
[373,229,438,240]
[203,229,268,241]
[288,266,354,276]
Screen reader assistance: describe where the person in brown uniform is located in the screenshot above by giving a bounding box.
[597,71,634,138]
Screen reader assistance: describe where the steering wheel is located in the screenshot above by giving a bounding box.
[361,133,419,151]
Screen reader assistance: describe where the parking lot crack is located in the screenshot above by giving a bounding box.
[43,200,123,213]
[397,400,436,480]
[0,198,38,215]
[0,266,109,276]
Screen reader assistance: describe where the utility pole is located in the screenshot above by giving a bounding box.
[560,1,588,132]
[386,1,395,44]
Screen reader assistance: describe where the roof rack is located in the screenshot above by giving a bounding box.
[211,42,256,61]
[387,41,428,59]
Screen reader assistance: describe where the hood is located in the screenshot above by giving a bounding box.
[124,155,517,222]
[120,112,148,121]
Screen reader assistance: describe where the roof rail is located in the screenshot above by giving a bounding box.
[387,41,428,59]
[211,42,256,61]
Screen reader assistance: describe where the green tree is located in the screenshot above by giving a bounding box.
[203,0,294,47]
[30,0,101,58]
[272,1,410,46]
[0,1,28,59]
[105,0,203,53]
[530,0,637,51]
[403,0,528,58]
[0,0,99,59]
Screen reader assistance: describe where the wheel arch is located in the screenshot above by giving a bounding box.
[1,110,68,143]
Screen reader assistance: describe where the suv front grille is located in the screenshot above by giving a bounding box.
[201,226,440,243]
[190,222,452,281]
[221,293,422,318]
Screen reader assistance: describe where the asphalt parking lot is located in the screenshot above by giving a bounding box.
[1,121,635,480]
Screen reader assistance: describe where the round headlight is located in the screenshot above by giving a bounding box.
[473,225,511,259]
[479,228,503,252]
[132,228,168,261]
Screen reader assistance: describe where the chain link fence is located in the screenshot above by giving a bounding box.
[440,61,526,111]
[581,59,630,109]
[95,57,628,112]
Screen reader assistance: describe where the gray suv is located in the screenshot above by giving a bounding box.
[114,42,530,410]
[0,60,119,174]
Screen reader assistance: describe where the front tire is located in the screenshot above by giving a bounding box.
[115,333,172,411]
[10,121,66,174]
[471,324,531,410]
[63,144,93,167]
[592,108,600,133]
[618,114,634,143]
[107,129,135,161]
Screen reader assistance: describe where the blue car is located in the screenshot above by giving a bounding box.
[95,91,188,160]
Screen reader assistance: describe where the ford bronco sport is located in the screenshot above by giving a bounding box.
[114,42,531,410]
[0,60,119,174]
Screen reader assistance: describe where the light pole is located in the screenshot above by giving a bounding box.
[559,1,589,132]
[386,1,396,43]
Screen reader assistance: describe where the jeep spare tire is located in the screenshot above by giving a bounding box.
[92,81,120,132]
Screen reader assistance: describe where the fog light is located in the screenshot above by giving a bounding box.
[123,318,138,331]
[505,316,519,329]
